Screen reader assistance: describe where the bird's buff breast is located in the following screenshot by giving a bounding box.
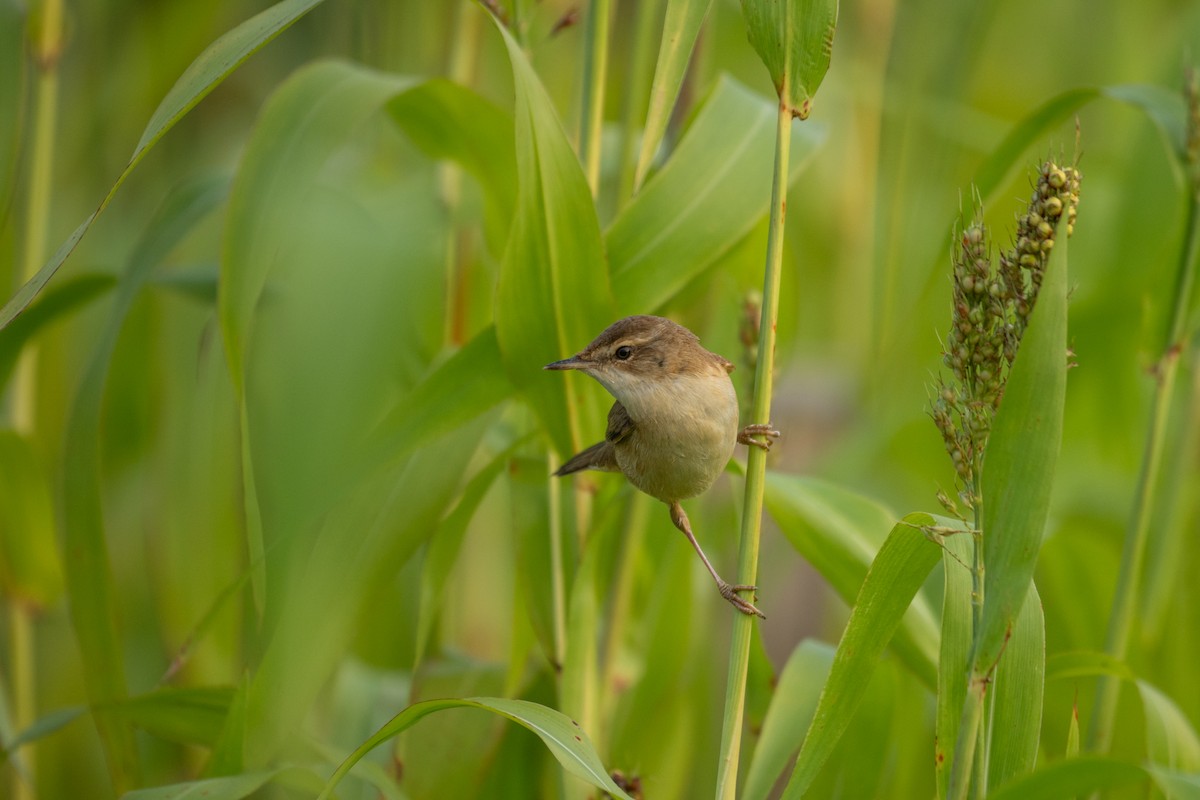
[611,371,739,503]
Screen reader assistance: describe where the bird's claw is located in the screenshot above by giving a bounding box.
[718,580,766,619]
[738,423,781,452]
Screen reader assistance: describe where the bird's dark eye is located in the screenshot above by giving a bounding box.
[615,345,633,360]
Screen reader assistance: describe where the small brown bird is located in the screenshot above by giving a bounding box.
[545,315,779,617]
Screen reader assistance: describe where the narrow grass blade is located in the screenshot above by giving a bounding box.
[762,473,939,688]
[987,757,1155,800]
[974,221,1068,673]
[317,697,634,800]
[0,274,114,392]
[742,640,835,800]
[1046,651,1200,771]
[0,0,328,331]
[62,177,227,791]
[609,75,826,316]
[120,768,315,800]
[489,18,616,457]
[633,0,713,190]
[988,583,1046,789]
[936,529,974,800]
[0,706,84,758]
[780,513,943,798]
[386,79,517,254]
[739,0,838,118]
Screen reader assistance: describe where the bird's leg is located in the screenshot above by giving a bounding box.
[738,423,781,451]
[668,502,765,618]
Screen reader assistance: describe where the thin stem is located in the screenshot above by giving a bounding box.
[547,451,568,672]
[614,0,662,210]
[715,100,791,800]
[579,0,613,196]
[600,492,650,705]
[948,496,986,800]
[8,4,64,798]
[1089,182,1200,752]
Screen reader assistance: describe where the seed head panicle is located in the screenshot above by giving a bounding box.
[932,158,1081,504]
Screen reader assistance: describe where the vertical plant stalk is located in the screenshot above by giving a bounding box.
[8,3,64,798]
[579,0,613,196]
[715,100,791,800]
[1090,132,1200,751]
[548,451,569,672]
[614,0,661,209]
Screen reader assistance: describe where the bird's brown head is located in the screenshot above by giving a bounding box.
[544,316,730,395]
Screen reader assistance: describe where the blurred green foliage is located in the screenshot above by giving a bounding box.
[1,0,1199,798]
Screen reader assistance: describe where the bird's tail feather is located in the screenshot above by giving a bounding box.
[554,441,618,476]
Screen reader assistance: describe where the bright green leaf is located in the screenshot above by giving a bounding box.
[62,177,227,791]
[738,0,839,118]
[974,220,1068,672]
[634,0,714,189]
[762,473,939,688]
[988,756,1153,800]
[0,274,115,392]
[386,78,517,255]
[0,0,328,331]
[743,640,835,800]
[781,513,943,798]
[609,75,826,316]
[490,19,616,457]
[988,583,1046,789]
[317,697,634,800]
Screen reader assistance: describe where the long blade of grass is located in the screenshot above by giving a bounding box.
[739,0,838,119]
[742,640,835,800]
[62,177,227,791]
[489,16,616,457]
[102,687,235,748]
[973,220,1068,672]
[987,582,1046,789]
[780,513,943,798]
[317,697,634,800]
[608,75,826,315]
[987,757,1159,800]
[0,0,328,331]
[632,0,713,190]
[936,529,974,800]
[0,274,114,392]
[0,430,62,607]
[762,472,939,688]
[120,768,316,800]
[386,79,517,255]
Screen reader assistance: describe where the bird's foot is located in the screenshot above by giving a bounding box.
[717,580,766,619]
[738,423,781,451]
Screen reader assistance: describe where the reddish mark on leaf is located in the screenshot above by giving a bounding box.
[574,734,582,742]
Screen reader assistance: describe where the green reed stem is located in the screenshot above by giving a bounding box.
[8,3,64,797]
[580,0,613,196]
[715,100,791,800]
[614,0,662,209]
[1090,178,1200,751]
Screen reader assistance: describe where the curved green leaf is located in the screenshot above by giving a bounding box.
[781,513,943,798]
[0,274,115,393]
[219,61,412,391]
[1047,651,1200,771]
[490,18,616,457]
[0,0,327,331]
[974,221,1068,672]
[763,473,939,688]
[609,75,826,316]
[63,177,228,791]
[318,697,634,800]
[739,0,838,118]
[386,79,517,255]
[988,582,1046,789]
[633,0,713,189]
[987,756,1155,800]
[743,640,835,800]
[120,768,316,800]
[935,527,973,800]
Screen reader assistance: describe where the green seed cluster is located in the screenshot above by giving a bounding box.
[932,160,1081,499]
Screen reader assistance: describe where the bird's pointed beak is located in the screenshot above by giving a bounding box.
[544,354,585,371]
